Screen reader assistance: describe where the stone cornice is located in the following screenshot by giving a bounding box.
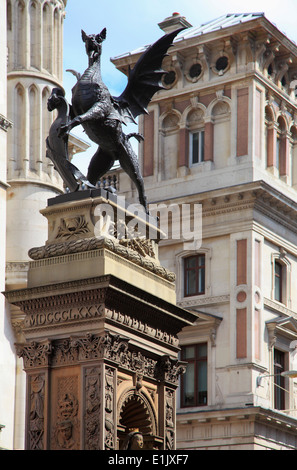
[176,405,297,432]
[264,297,297,321]
[154,180,297,231]
[178,294,230,309]
[4,274,197,338]
[7,70,62,88]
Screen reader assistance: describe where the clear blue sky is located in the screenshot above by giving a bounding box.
[62,0,297,171]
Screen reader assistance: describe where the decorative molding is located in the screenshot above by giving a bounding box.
[28,236,175,282]
[105,308,179,347]
[16,294,180,347]
[178,294,230,308]
[264,297,297,320]
[55,216,90,240]
[5,273,195,339]
[6,261,29,272]
[16,331,184,388]
[16,339,52,368]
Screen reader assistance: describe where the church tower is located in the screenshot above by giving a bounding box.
[0,0,13,451]
[3,0,68,449]
[6,0,67,291]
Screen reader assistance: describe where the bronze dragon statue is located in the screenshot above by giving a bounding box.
[48,27,183,212]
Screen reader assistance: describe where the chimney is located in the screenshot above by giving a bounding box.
[158,12,192,34]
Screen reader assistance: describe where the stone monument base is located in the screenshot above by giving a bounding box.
[5,191,196,450]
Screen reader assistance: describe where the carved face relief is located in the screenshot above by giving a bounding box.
[56,420,74,449]
[130,433,144,450]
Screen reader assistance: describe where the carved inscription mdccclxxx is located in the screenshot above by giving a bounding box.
[25,303,105,328]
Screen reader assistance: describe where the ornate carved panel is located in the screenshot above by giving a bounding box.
[51,369,80,450]
[16,329,184,450]
[104,367,116,450]
[27,374,46,450]
[84,366,102,450]
[165,388,175,450]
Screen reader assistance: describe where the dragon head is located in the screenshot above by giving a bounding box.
[47,87,66,111]
[81,28,107,66]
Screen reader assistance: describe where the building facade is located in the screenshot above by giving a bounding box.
[112,13,297,449]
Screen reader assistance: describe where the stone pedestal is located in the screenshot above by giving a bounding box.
[5,190,196,451]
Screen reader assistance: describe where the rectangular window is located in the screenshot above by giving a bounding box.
[184,254,205,297]
[181,343,207,407]
[190,130,204,165]
[276,135,281,171]
[274,261,283,303]
[274,348,286,410]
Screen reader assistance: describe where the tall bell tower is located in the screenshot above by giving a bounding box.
[6,0,67,291]
[4,0,68,449]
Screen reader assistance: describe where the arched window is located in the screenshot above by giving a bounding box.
[160,111,180,180]
[53,8,60,77]
[186,108,205,166]
[211,100,231,168]
[271,250,291,307]
[7,0,12,31]
[29,85,39,172]
[274,260,283,303]
[14,84,26,172]
[265,105,275,168]
[15,1,25,68]
[42,2,52,72]
[30,1,39,69]
[42,87,52,172]
[290,125,297,189]
[277,115,289,178]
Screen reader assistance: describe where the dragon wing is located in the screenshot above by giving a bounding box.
[113,28,184,123]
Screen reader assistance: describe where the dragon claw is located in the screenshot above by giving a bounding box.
[58,124,69,138]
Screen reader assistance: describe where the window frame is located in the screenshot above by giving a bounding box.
[274,260,283,303]
[184,254,206,297]
[274,348,286,410]
[180,343,208,408]
[271,252,291,307]
[189,129,205,166]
